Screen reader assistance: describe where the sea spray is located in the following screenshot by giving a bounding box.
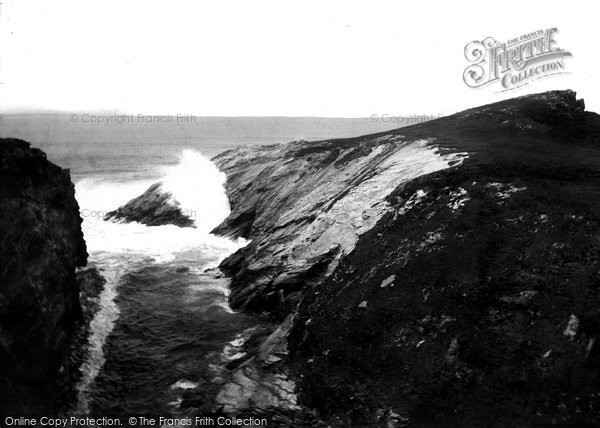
[72,150,247,413]
[160,149,231,234]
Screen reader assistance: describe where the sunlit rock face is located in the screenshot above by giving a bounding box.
[214,91,600,426]
[213,136,467,316]
[0,139,87,414]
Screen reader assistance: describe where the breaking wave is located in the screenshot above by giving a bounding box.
[72,150,247,413]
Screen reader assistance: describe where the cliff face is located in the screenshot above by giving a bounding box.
[0,139,87,414]
[214,91,600,425]
[213,135,467,317]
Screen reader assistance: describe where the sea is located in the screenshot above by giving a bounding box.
[0,114,400,416]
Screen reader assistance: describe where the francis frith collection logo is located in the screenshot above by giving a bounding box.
[463,28,571,91]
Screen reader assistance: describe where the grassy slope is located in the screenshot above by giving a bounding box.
[288,91,600,426]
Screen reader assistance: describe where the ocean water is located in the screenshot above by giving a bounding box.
[72,151,253,415]
[0,115,400,182]
[0,116,401,415]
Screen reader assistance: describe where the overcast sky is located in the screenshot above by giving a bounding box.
[0,0,597,116]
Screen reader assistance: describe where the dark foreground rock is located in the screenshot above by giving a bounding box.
[213,91,600,426]
[104,182,195,227]
[0,139,87,415]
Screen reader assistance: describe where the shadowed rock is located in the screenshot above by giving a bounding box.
[104,182,195,227]
[0,138,87,414]
[212,90,600,426]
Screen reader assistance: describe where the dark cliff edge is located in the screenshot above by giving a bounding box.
[212,91,600,426]
[0,139,88,415]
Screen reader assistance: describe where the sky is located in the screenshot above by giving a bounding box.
[0,0,598,117]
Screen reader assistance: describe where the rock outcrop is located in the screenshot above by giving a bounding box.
[104,182,195,227]
[213,137,468,317]
[0,139,87,415]
[213,91,600,425]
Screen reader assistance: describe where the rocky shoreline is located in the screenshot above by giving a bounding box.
[2,90,600,425]
[211,90,600,426]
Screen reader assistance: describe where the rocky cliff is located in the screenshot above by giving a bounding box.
[213,135,468,317]
[104,182,195,227]
[0,139,87,414]
[213,91,600,426]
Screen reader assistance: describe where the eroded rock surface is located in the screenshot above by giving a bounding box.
[215,315,299,414]
[214,90,600,425]
[0,139,87,414]
[214,137,467,316]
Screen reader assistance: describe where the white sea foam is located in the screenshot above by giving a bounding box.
[74,259,123,414]
[160,149,231,234]
[72,150,246,413]
[211,301,236,314]
[170,379,200,390]
[221,333,248,361]
[75,150,246,261]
